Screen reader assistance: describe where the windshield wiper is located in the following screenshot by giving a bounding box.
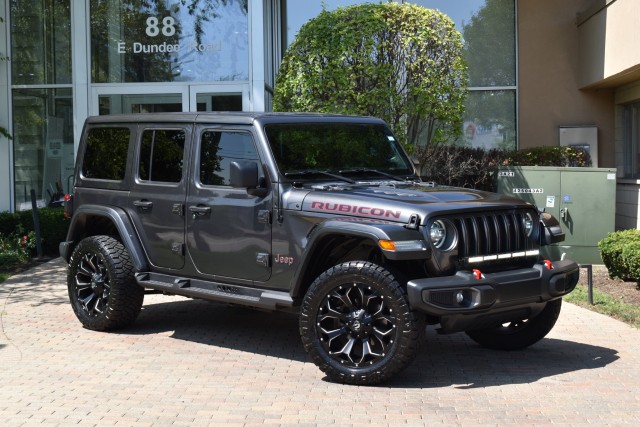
[338,168,407,182]
[284,169,355,184]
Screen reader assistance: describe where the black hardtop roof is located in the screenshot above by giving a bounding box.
[84,111,386,126]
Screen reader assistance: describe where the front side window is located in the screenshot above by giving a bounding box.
[199,131,258,186]
[82,127,131,180]
[139,129,185,183]
[90,0,248,83]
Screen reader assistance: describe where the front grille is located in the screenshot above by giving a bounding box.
[452,211,534,258]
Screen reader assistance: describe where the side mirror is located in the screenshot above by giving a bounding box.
[229,161,268,197]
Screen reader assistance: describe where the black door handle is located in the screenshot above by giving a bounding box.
[189,205,212,216]
[133,200,153,209]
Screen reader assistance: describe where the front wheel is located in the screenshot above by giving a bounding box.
[299,261,422,385]
[465,298,563,350]
[67,235,144,331]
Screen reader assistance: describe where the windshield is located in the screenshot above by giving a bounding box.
[263,123,415,181]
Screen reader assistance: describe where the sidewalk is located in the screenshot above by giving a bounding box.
[1,258,639,426]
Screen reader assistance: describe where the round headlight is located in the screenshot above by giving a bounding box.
[429,220,447,248]
[523,212,535,237]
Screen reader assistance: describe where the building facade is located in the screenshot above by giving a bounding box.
[0,0,637,231]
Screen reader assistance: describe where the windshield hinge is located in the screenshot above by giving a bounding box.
[405,214,421,230]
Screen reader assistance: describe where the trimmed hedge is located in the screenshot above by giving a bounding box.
[421,145,592,191]
[0,207,69,256]
[598,229,640,283]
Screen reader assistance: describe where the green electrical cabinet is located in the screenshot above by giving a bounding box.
[496,166,616,264]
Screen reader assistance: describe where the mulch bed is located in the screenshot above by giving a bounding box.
[586,265,640,305]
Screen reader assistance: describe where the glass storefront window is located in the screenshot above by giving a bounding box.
[90,0,249,83]
[414,0,515,87]
[10,0,72,85]
[463,90,516,150]
[10,0,74,210]
[98,94,183,115]
[12,88,74,209]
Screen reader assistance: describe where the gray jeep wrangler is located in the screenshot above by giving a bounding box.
[60,112,579,385]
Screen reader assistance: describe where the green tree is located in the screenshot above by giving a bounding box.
[273,2,468,170]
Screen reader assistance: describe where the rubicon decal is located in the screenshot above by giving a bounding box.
[310,201,401,219]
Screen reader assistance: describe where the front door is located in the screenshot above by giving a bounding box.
[186,126,272,282]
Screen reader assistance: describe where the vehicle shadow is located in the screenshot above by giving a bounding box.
[125,297,619,388]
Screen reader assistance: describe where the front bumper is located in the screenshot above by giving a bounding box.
[406,259,580,333]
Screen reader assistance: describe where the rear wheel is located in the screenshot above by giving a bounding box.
[67,235,144,331]
[465,299,563,350]
[299,261,422,385]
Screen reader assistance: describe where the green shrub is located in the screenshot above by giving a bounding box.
[0,229,35,265]
[598,229,640,282]
[421,145,592,191]
[0,207,69,257]
[505,146,592,167]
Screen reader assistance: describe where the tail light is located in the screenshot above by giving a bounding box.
[63,194,73,219]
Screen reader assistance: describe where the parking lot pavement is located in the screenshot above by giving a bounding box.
[1,258,639,426]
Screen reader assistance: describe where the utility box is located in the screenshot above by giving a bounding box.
[559,126,598,167]
[496,166,616,264]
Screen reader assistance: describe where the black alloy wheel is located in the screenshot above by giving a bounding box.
[67,235,144,331]
[300,261,422,385]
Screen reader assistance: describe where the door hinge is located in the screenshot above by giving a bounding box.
[256,252,270,268]
[172,203,184,216]
[257,209,272,224]
[171,242,184,255]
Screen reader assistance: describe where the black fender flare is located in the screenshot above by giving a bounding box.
[540,212,565,245]
[59,204,149,271]
[290,219,428,298]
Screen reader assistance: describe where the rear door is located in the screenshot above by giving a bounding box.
[186,126,272,282]
[129,124,192,270]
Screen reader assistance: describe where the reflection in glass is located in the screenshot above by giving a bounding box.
[196,94,242,111]
[91,0,249,83]
[414,0,515,87]
[10,0,72,85]
[463,90,516,150]
[82,128,131,181]
[462,0,515,87]
[98,94,182,115]
[12,89,74,209]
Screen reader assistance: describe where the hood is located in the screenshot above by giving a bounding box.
[287,182,534,224]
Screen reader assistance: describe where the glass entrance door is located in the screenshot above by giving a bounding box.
[98,93,184,115]
[189,84,249,112]
[91,84,249,115]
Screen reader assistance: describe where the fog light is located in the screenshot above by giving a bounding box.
[456,291,464,305]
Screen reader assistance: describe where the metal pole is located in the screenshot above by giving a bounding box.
[579,264,594,305]
[30,189,44,259]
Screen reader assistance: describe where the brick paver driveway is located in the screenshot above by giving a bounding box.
[1,258,639,426]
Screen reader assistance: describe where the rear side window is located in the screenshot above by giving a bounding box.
[199,130,259,186]
[139,129,186,183]
[82,127,130,180]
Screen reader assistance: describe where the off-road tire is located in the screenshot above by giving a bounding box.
[299,261,422,385]
[67,235,144,331]
[465,298,563,350]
